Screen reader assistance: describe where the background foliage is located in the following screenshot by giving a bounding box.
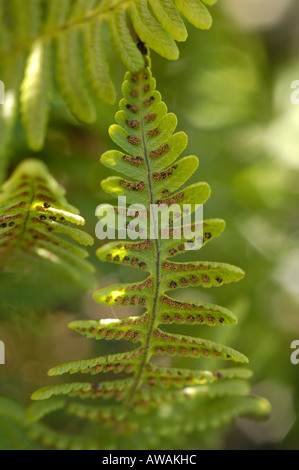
[0,0,299,450]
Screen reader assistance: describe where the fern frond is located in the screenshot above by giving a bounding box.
[26,424,101,450]
[0,396,102,450]
[0,0,218,155]
[0,159,94,288]
[0,396,41,450]
[128,393,270,443]
[1,390,269,451]
[30,58,270,449]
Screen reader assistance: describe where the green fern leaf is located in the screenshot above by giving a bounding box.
[30,58,269,449]
[0,396,41,450]
[20,394,101,449]
[0,396,91,451]
[0,159,94,288]
[0,0,218,156]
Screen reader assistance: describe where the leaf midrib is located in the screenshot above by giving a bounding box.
[125,75,161,407]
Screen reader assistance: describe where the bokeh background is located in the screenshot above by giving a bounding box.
[0,0,299,449]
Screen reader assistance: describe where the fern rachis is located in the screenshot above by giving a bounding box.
[27,58,270,450]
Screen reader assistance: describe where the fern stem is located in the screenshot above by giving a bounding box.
[125,88,161,406]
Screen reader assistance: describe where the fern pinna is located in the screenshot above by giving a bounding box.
[0,0,217,159]
[28,59,269,450]
[0,159,94,289]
